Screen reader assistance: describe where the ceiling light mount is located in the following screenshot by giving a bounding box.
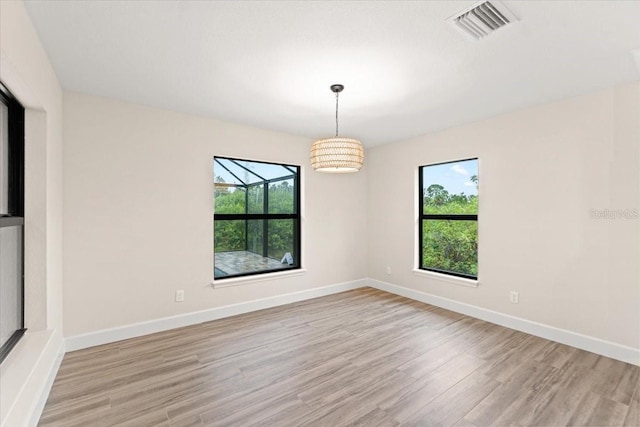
[310,84,364,173]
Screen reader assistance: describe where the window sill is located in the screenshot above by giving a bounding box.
[412,269,478,288]
[212,268,306,288]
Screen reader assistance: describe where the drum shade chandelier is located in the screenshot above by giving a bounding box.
[310,84,364,173]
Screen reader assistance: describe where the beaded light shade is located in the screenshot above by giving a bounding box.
[311,84,364,173]
[310,137,364,173]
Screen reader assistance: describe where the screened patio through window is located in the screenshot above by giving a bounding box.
[213,157,300,279]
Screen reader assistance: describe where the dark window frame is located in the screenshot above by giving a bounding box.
[0,82,26,364]
[213,156,301,280]
[418,158,478,280]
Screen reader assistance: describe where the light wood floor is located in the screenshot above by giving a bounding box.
[40,288,639,427]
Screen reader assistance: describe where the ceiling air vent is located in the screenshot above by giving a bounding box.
[448,1,517,40]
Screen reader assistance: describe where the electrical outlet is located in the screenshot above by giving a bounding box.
[175,290,185,302]
[386,266,392,275]
[510,291,519,304]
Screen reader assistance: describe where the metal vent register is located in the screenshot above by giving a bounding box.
[449,1,517,39]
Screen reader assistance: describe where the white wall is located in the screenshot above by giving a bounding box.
[367,82,640,351]
[62,91,368,337]
[63,83,639,358]
[0,0,64,425]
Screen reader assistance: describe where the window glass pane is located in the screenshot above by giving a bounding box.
[423,159,478,215]
[214,219,245,253]
[214,186,246,214]
[268,178,295,214]
[247,184,264,214]
[229,159,294,183]
[268,219,295,262]
[246,219,263,255]
[213,156,300,279]
[214,218,294,278]
[0,102,8,215]
[422,219,477,277]
[214,157,294,185]
[0,225,23,348]
[214,158,254,185]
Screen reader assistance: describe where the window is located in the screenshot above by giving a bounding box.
[419,158,478,279]
[213,157,300,279]
[0,82,25,363]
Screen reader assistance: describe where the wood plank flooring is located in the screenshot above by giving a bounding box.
[39,288,639,426]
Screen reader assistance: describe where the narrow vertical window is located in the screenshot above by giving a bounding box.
[213,157,300,280]
[419,158,478,279]
[0,83,26,363]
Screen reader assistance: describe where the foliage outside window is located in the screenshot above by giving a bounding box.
[419,158,478,279]
[214,157,300,280]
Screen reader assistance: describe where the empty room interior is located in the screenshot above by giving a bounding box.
[1,1,639,426]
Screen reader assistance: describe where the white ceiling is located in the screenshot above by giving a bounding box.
[23,0,640,147]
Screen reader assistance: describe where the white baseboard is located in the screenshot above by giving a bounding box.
[29,339,64,427]
[64,277,639,366]
[368,278,639,366]
[66,279,367,352]
[1,329,64,427]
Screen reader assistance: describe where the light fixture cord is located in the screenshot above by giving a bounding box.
[335,91,339,137]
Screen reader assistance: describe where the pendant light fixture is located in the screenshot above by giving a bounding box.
[310,84,364,173]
